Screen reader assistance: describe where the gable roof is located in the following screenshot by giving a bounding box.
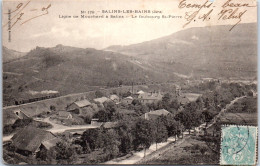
[110,95,119,100]
[11,126,56,152]
[149,109,170,116]
[42,137,61,150]
[124,96,133,100]
[19,105,50,117]
[143,109,170,120]
[177,96,190,105]
[137,90,145,94]
[138,92,163,100]
[183,93,201,102]
[94,97,109,104]
[74,99,91,108]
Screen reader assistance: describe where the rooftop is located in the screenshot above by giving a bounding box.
[94,97,109,104]
[74,99,91,108]
[11,126,56,152]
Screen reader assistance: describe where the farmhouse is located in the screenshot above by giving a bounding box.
[137,92,163,104]
[67,99,91,114]
[11,126,60,156]
[122,96,133,105]
[143,109,170,120]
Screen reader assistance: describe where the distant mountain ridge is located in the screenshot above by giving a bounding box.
[3,44,182,105]
[2,46,27,63]
[3,23,257,105]
[106,23,257,78]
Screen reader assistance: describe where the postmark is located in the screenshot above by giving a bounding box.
[220,125,257,165]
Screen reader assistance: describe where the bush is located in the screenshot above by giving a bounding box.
[3,125,14,135]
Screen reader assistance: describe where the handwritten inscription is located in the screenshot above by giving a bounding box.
[179,0,256,31]
[3,1,51,30]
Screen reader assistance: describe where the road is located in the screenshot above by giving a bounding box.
[106,96,246,164]
[39,117,99,133]
[104,137,178,164]
[2,117,99,142]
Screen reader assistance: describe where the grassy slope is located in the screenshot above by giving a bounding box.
[3,45,182,106]
[106,23,257,78]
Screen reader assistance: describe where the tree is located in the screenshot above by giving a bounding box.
[132,99,141,106]
[134,119,153,157]
[95,90,104,98]
[153,118,168,150]
[50,141,77,164]
[103,129,121,159]
[175,109,200,134]
[81,128,104,151]
[122,91,132,98]
[104,101,118,121]
[162,93,171,103]
[50,105,56,111]
[117,119,135,153]
[93,110,109,122]
[169,99,180,110]
[201,110,214,127]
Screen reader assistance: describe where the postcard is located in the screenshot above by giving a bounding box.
[2,0,257,165]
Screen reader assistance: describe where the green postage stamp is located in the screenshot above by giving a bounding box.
[220,125,257,165]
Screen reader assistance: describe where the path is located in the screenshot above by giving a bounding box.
[104,137,178,164]
[106,96,246,164]
[206,96,246,129]
[37,117,99,133]
[2,117,99,142]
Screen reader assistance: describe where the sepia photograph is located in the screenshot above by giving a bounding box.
[1,0,258,165]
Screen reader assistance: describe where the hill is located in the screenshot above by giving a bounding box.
[106,23,257,79]
[3,23,257,106]
[3,45,182,106]
[2,46,27,63]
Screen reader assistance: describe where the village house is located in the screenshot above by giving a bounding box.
[137,92,163,104]
[93,97,110,104]
[122,96,133,105]
[142,109,170,120]
[11,126,60,156]
[132,90,145,98]
[4,105,51,126]
[177,95,190,105]
[67,99,91,114]
[13,108,29,119]
[109,94,120,103]
[17,106,51,118]
[58,111,72,119]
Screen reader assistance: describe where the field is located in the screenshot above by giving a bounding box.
[219,96,257,126]
[218,113,257,126]
[139,136,218,165]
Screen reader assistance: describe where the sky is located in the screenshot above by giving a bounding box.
[2,0,257,52]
